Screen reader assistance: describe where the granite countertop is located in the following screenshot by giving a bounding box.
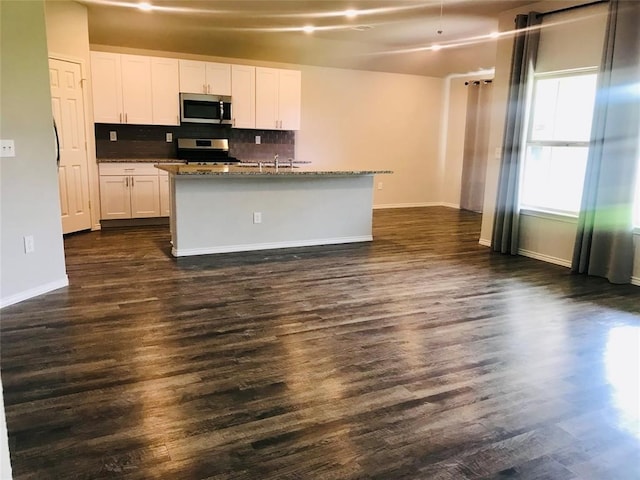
[97,158,184,164]
[155,164,393,176]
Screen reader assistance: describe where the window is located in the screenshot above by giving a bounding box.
[520,71,598,215]
[635,166,640,228]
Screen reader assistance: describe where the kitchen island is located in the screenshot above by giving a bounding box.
[155,164,392,257]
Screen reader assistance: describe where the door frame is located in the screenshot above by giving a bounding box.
[49,52,101,231]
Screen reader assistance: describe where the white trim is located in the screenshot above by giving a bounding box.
[172,236,373,257]
[440,202,460,209]
[479,238,491,247]
[520,208,579,224]
[517,248,571,268]
[1,277,69,309]
[632,276,640,287]
[373,202,440,209]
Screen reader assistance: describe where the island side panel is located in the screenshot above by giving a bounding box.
[170,175,374,256]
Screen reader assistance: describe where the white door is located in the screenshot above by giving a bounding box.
[279,69,302,130]
[49,58,92,234]
[255,67,279,130]
[231,65,255,129]
[205,62,231,95]
[120,55,153,124]
[151,57,180,125]
[179,60,207,94]
[90,52,122,123]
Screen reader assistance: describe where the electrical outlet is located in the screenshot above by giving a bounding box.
[377,182,383,190]
[109,131,117,142]
[24,235,35,254]
[253,212,262,224]
[166,132,173,142]
[0,139,16,157]
[255,136,261,145]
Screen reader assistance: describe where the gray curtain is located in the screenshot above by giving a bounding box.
[460,81,493,213]
[491,12,542,254]
[572,0,640,284]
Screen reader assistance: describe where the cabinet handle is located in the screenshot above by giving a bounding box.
[125,113,128,123]
[125,177,129,187]
[131,176,134,187]
[119,113,122,123]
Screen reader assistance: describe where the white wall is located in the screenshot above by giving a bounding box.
[0,1,69,307]
[296,65,444,208]
[44,0,101,231]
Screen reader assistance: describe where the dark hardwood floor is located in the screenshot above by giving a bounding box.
[2,207,639,479]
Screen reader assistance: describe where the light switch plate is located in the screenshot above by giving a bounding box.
[109,131,117,142]
[166,132,173,142]
[0,139,16,157]
[255,136,261,145]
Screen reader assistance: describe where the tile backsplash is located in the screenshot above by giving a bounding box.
[95,123,295,161]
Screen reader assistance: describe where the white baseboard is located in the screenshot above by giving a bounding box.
[1,276,69,309]
[172,235,373,257]
[373,202,464,210]
[517,248,572,268]
[479,238,491,247]
[632,276,640,287]
[374,202,440,209]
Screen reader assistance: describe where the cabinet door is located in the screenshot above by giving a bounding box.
[91,52,122,123]
[99,175,131,219]
[255,67,279,130]
[159,173,170,216]
[130,175,160,218]
[205,62,231,95]
[151,57,180,125]
[120,55,153,124]
[231,65,255,129]
[278,69,301,131]
[179,60,206,94]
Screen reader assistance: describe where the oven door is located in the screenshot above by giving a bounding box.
[180,93,232,124]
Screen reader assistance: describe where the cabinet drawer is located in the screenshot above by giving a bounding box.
[99,163,160,176]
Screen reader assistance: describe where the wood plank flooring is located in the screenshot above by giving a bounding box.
[1,207,639,479]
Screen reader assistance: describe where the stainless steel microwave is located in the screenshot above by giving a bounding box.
[180,93,232,124]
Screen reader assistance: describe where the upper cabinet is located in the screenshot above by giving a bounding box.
[179,60,231,95]
[150,57,180,126]
[91,52,179,126]
[230,65,255,129]
[91,52,123,124]
[91,52,300,130]
[255,67,301,131]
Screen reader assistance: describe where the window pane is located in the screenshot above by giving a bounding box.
[520,145,589,213]
[530,74,598,142]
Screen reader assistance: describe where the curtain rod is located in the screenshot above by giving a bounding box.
[540,0,608,18]
[464,80,493,86]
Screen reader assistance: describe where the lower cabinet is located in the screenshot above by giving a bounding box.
[99,163,166,220]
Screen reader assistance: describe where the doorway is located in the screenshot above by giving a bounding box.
[49,57,92,234]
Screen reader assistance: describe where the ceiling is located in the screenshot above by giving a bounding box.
[77,0,535,77]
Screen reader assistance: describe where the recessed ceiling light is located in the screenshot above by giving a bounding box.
[345,9,358,18]
[302,25,315,34]
[138,2,152,11]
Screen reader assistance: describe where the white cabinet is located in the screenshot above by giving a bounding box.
[99,163,161,219]
[231,65,255,129]
[179,60,231,95]
[91,52,153,124]
[151,57,180,126]
[120,55,153,125]
[91,52,123,124]
[255,67,301,130]
[159,170,171,217]
[91,52,178,125]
